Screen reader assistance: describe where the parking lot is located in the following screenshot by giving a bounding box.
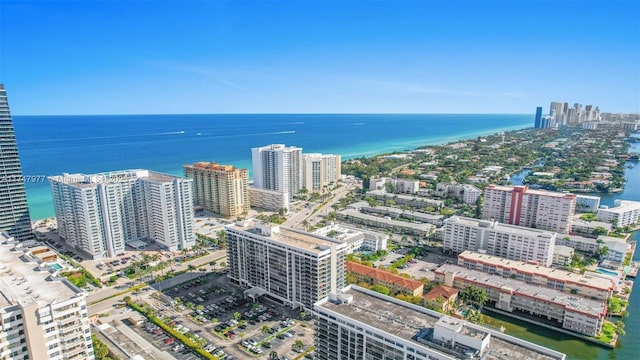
[130,271,315,360]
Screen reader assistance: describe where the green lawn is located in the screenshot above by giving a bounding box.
[597,321,615,344]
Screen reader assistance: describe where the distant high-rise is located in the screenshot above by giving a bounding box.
[0,84,33,241]
[302,153,341,192]
[550,101,566,126]
[534,106,543,128]
[184,162,250,218]
[49,169,195,258]
[251,144,302,201]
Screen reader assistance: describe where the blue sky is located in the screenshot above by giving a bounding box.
[1,0,638,115]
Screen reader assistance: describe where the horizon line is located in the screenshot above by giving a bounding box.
[13,112,535,117]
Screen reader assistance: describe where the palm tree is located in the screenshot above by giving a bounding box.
[292,339,304,352]
[301,219,309,230]
[261,325,270,335]
[269,351,278,359]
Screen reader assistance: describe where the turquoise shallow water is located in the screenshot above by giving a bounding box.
[12,113,531,219]
[11,113,640,358]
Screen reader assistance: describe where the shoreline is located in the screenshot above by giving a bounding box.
[25,123,531,220]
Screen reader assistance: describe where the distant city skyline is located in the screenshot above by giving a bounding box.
[1,0,638,115]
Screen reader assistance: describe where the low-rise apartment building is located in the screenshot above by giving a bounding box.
[225,221,346,309]
[597,200,640,228]
[336,208,435,238]
[248,187,289,211]
[575,195,601,213]
[435,264,607,337]
[313,223,387,254]
[570,219,612,238]
[366,190,444,209]
[348,201,445,226]
[457,251,615,301]
[443,216,557,267]
[369,177,420,194]
[346,261,424,297]
[552,245,574,266]
[435,183,481,204]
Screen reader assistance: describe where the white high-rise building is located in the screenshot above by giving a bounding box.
[251,144,303,201]
[302,153,341,192]
[225,220,347,309]
[0,234,94,360]
[482,185,576,234]
[550,101,567,126]
[314,285,567,360]
[49,170,194,259]
[443,216,557,266]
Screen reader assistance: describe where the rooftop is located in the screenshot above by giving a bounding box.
[49,169,185,188]
[446,216,556,238]
[0,234,84,308]
[458,251,615,292]
[185,162,247,172]
[485,185,576,199]
[338,208,435,232]
[316,286,565,360]
[435,264,606,316]
[226,220,345,255]
[424,285,459,301]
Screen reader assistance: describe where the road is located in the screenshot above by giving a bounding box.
[284,183,358,229]
[87,249,227,306]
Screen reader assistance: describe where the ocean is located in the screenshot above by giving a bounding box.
[13,113,532,220]
[11,113,640,359]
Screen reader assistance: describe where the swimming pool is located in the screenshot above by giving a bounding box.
[594,267,619,277]
[48,262,63,270]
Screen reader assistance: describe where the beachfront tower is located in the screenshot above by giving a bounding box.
[251,144,303,202]
[0,84,34,241]
[184,161,250,218]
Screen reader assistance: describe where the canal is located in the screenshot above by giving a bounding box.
[501,138,640,360]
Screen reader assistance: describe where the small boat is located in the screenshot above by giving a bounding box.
[628,164,634,169]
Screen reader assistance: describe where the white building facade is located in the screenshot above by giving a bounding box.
[443,216,557,266]
[225,221,347,309]
[251,144,302,202]
[49,170,195,258]
[597,199,640,228]
[575,195,601,213]
[302,153,341,192]
[0,235,94,360]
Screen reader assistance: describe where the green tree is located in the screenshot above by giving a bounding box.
[592,226,608,237]
[292,339,305,352]
[269,351,279,359]
[233,311,242,321]
[371,284,391,296]
[261,325,271,334]
[460,285,488,307]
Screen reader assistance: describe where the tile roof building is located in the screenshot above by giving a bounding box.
[423,285,459,312]
[346,261,424,297]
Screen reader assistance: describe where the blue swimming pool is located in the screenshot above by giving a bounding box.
[48,262,63,270]
[594,267,619,277]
